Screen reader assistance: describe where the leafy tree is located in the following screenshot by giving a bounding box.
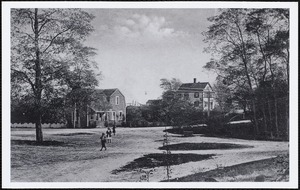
[159,91,203,127]
[160,78,182,93]
[212,79,233,113]
[245,9,289,137]
[146,100,163,123]
[203,8,289,136]
[203,8,260,133]
[245,9,289,83]
[126,106,145,127]
[11,8,98,142]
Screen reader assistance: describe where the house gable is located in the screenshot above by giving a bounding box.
[176,80,215,111]
[178,82,212,92]
[203,83,213,91]
[110,88,125,100]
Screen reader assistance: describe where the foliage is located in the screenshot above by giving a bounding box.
[163,128,172,181]
[212,79,234,113]
[203,8,289,138]
[11,8,99,141]
[160,78,182,92]
[159,91,205,127]
[11,93,66,123]
[125,106,147,127]
[274,154,289,181]
[169,154,289,182]
[126,77,205,128]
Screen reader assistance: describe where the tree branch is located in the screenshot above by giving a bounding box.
[23,10,35,33]
[42,27,72,54]
[11,69,36,94]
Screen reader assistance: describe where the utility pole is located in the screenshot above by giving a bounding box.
[86,106,89,127]
[207,91,210,117]
[74,102,76,128]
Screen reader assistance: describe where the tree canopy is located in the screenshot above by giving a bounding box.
[203,8,289,137]
[11,8,100,142]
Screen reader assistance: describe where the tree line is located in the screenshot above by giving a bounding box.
[126,78,207,128]
[203,9,289,139]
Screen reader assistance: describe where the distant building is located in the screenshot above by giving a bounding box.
[71,88,126,128]
[176,78,215,111]
[126,100,144,107]
[146,99,162,106]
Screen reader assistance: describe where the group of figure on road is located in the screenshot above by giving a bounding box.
[100,125,116,151]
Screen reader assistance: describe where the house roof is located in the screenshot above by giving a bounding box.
[146,99,162,105]
[178,82,210,91]
[94,88,117,97]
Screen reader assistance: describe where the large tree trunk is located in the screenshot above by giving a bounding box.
[286,48,289,83]
[274,98,279,137]
[251,100,259,135]
[267,100,273,138]
[34,8,43,142]
[262,102,267,134]
[236,22,259,135]
[286,97,289,141]
[35,111,43,142]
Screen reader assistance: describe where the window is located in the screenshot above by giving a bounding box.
[194,101,199,107]
[194,92,199,98]
[116,96,119,105]
[184,93,189,100]
[111,111,116,120]
[210,102,213,109]
[204,92,213,98]
[204,102,207,107]
[119,111,123,120]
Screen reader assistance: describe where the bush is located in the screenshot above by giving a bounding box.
[88,121,97,128]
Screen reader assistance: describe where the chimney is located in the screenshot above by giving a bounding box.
[193,78,197,83]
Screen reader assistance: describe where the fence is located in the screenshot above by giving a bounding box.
[11,123,66,128]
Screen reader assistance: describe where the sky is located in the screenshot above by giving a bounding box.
[83,9,218,104]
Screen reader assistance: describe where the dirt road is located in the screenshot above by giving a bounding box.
[11,127,288,182]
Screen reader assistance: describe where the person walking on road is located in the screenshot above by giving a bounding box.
[112,125,116,136]
[100,133,107,151]
[106,128,112,143]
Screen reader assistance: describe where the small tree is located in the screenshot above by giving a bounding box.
[159,91,201,128]
[160,78,182,92]
[163,126,172,181]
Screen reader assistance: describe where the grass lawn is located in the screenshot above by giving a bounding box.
[159,142,253,150]
[11,132,108,168]
[166,154,289,182]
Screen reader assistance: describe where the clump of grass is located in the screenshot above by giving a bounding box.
[112,153,215,174]
[166,154,289,182]
[158,142,253,151]
[57,133,94,136]
[11,140,69,147]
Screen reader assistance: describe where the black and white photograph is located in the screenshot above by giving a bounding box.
[2,1,298,189]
